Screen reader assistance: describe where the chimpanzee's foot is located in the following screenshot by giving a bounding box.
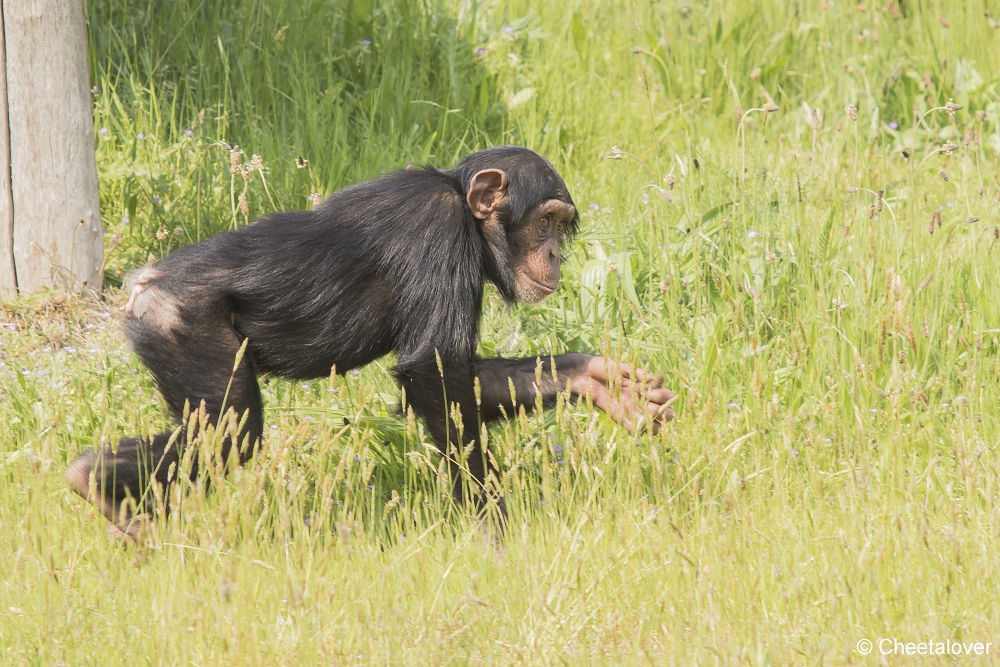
[66,451,146,542]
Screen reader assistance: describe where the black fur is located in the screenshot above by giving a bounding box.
[71,146,590,520]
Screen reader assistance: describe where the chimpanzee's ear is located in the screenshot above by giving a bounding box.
[467,169,508,220]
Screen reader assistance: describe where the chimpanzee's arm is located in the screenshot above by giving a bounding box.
[395,353,495,503]
[473,353,590,420]
[474,353,675,433]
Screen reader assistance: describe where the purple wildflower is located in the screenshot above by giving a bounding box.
[475,48,487,56]
[888,121,899,130]
[98,127,108,135]
[589,203,600,211]
[184,129,193,136]
[362,39,372,45]
[136,133,144,140]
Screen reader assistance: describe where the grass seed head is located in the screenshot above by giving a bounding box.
[810,107,821,130]
[846,104,858,121]
[945,99,962,114]
[229,146,243,173]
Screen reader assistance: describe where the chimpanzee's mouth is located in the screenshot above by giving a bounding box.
[522,273,557,294]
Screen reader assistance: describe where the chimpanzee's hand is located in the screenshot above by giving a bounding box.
[569,355,676,434]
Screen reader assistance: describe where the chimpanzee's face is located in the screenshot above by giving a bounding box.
[508,198,575,303]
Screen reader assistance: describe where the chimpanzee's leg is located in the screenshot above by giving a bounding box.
[66,269,263,536]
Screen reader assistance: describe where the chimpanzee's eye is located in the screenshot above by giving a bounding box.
[538,217,551,234]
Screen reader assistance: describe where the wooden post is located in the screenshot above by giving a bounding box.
[0,5,14,298]
[0,0,102,298]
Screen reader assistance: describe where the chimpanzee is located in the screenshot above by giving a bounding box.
[67,146,675,537]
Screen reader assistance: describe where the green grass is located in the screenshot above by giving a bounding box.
[3,0,1000,663]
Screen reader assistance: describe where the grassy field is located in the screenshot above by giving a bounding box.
[2,0,1000,663]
